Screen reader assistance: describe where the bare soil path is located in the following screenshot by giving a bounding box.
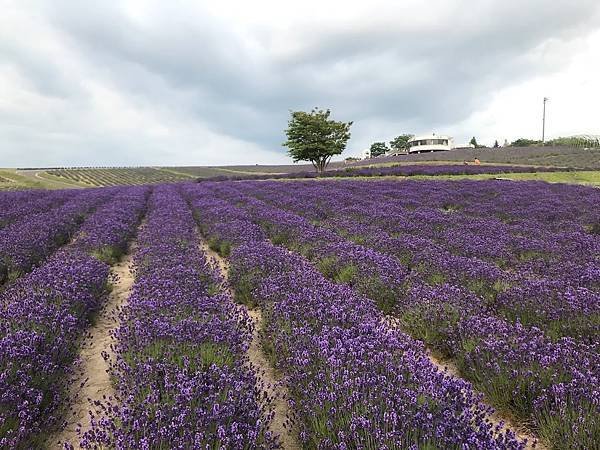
[386,316,545,450]
[199,240,301,450]
[47,249,136,449]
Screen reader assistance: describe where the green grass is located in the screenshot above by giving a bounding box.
[47,167,193,186]
[289,170,600,186]
[412,170,600,185]
[4,164,599,191]
[34,171,91,188]
[0,169,82,190]
[172,166,290,177]
[154,167,199,179]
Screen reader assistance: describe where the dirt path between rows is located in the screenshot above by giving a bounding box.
[426,352,543,449]
[47,249,136,449]
[386,316,544,450]
[199,240,301,450]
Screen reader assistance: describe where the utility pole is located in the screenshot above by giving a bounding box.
[542,97,549,143]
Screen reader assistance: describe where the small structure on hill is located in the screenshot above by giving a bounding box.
[407,133,455,154]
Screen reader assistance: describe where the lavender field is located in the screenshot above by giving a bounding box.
[0,178,598,449]
[198,164,570,182]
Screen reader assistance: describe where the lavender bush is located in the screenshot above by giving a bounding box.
[0,189,75,229]
[0,188,114,283]
[71,186,150,263]
[184,183,526,449]
[82,186,276,449]
[0,186,148,447]
[2,177,597,449]
[186,179,599,449]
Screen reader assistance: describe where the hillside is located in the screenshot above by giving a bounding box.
[1,145,599,190]
[350,145,600,169]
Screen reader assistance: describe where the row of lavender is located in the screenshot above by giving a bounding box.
[184,183,526,449]
[199,164,568,182]
[271,179,600,281]
[82,186,276,448]
[194,181,598,449]
[0,186,148,448]
[0,189,74,229]
[236,180,600,343]
[0,188,116,285]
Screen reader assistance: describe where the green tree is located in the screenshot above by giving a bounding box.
[369,141,389,157]
[283,108,353,173]
[389,134,413,153]
[470,136,478,147]
[510,138,542,147]
[549,136,600,148]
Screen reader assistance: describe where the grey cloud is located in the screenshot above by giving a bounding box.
[0,43,78,99]
[1,0,599,166]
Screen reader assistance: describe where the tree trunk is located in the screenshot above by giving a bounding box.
[313,156,332,174]
[313,159,325,173]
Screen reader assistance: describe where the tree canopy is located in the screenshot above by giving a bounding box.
[389,134,413,153]
[510,138,542,147]
[283,108,353,173]
[369,142,389,157]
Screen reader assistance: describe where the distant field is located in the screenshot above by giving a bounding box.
[425,170,600,185]
[350,145,600,169]
[201,164,582,182]
[44,166,317,186]
[3,167,271,189]
[167,167,235,178]
[172,164,316,177]
[46,167,196,186]
[2,145,599,190]
[212,164,317,173]
[0,169,82,190]
[345,170,600,186]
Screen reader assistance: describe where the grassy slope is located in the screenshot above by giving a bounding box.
[4,144,598,181]
[171,166,292,177]
[154,167,198,179]
[34,171,91,188]
[345,146,600,169]
[0,169,84,190]
[300,170,600,186]
[45,167,194,186]
[414,170,600,185]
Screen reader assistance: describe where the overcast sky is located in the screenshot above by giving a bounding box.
[1,0,599,167]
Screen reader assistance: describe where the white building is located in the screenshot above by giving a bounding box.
[407,133,455,154]
[362,148,371,159]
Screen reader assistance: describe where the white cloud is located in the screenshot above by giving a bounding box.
[456,29,600,146]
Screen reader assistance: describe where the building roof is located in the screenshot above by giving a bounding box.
[408,133,453,142]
